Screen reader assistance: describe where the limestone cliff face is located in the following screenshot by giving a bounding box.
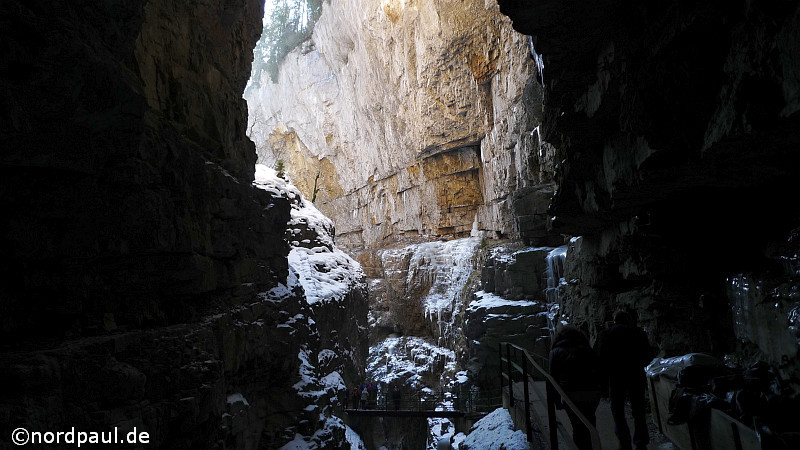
[246,0,556,253]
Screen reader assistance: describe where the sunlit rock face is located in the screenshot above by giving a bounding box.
[499,0,800,382]
[246,0,556,253]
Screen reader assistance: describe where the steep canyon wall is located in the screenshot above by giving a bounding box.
[2,0,277,341]
[246,0,559,255]
[1,1,365,448]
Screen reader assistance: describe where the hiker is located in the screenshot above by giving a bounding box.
[549,325,602,450]
[368,381,377,409]
[360,387,368,409]
[392,386,401,410]
[352,386,361,409]
[596,310,653,450]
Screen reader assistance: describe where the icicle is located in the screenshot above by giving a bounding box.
[544,245,567,304]
[529,36,545,87]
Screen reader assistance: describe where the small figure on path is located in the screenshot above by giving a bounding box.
[360,387,368,409]
[392,385,401,410]
[596,310,653,450]
[549,325,602,450]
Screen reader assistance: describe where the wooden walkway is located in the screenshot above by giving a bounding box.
[343,392,498,419]
[509,379,674,450]
[344,408,466,418]
[501,342,677,450]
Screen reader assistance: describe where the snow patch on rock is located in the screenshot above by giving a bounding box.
[368,336,457,389]
[458,408,529,450]
[254,164,364,305]
[279,416,366,449]
[253,164,366,449]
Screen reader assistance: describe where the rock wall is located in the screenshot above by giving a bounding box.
[0,280,313,449]
[1,0,280,341]
[246,0,556,254]
[0,1,366,448]
[499,0,800,234]
[253,168,370,448]
[363,238,481,348]
[465,244,552,388]
[499,0,800,381]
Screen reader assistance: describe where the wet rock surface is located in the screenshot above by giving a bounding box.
[358,237,483,447]
[362,237,482,348]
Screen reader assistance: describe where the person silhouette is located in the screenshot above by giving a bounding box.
[360,387,368,409]
[392,385,401,410]
[596,310,653,450]
[549,325,602,450]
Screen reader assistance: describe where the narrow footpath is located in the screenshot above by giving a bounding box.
[512,381,675,449]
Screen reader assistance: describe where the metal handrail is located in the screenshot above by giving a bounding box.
[527,349,550,371]
[500,342,602,450]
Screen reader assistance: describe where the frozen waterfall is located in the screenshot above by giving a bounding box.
[544,245,567,304]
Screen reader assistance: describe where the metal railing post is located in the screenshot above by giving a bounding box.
[506,344,514,407]
[546,379,558,450]
[499,342,504,401]
[504,341,601,450]
[522,353,532,444]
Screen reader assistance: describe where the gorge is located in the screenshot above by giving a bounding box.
[2,0,799,449]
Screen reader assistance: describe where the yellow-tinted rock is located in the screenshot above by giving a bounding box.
[269,125,344,204]
[246,0,557,251]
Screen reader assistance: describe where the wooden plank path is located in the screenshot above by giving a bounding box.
[344,409,467,418]
[343,392,498,419]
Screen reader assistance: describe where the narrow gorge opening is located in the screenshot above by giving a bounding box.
[242,0,572,447]
[243,0,800,448]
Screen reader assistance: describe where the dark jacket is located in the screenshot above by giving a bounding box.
[549,327,602,394]
[596,323,652,379]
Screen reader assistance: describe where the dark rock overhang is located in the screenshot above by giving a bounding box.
[498,0,800,238]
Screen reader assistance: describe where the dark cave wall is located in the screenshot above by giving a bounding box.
[0,1,337,448]
[498,0,800,379]
[0,0,284,340]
